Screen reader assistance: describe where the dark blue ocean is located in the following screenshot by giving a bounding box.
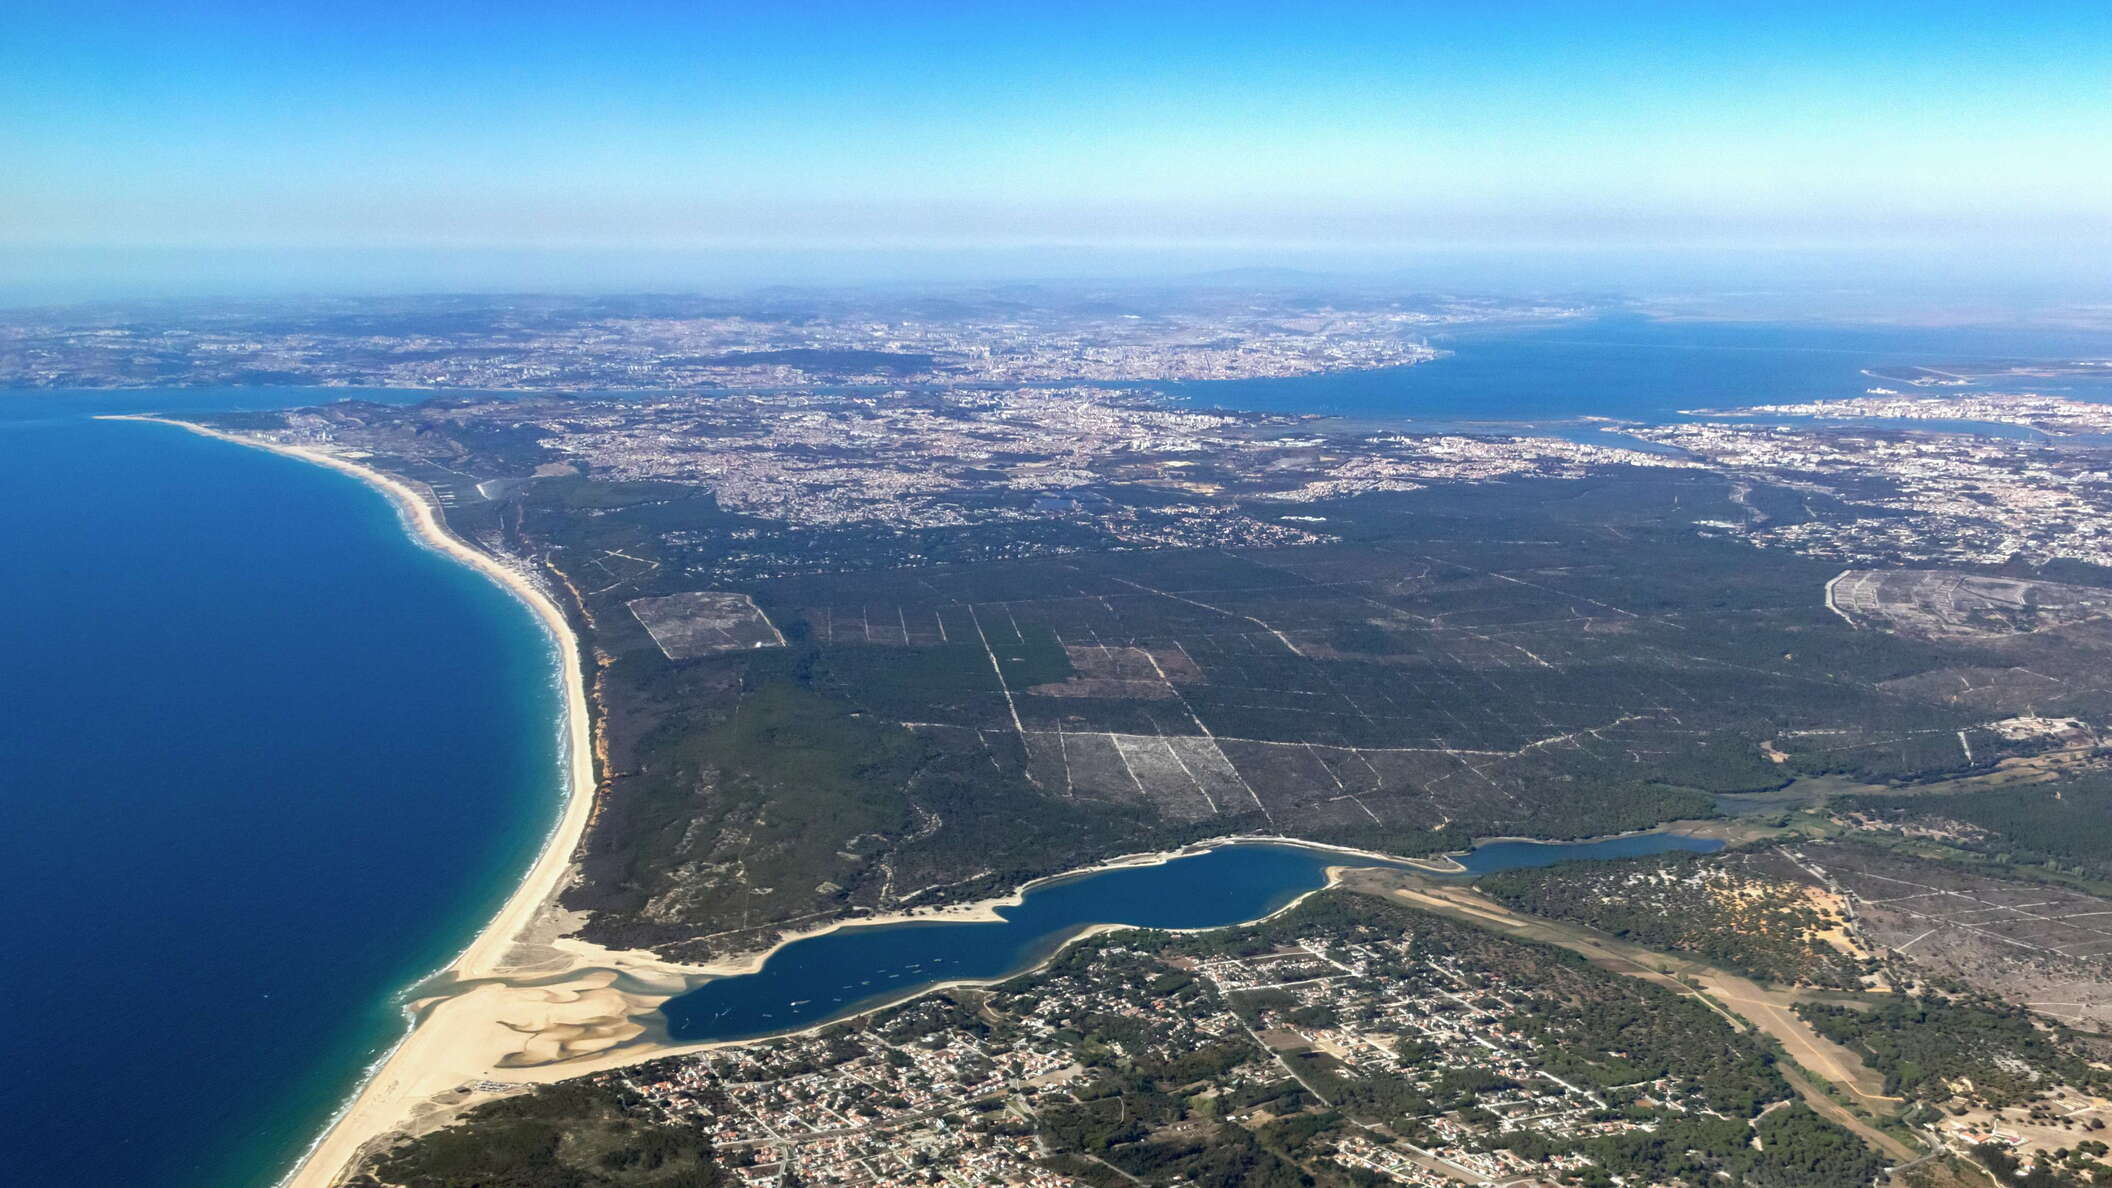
[0,389,564,1188]
[7,315,2111,1187]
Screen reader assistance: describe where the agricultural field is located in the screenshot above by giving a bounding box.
[627,591,785,660]
[196,394,2112,964]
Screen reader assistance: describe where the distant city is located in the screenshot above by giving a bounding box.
[54,287,2095,1188]
[18,3,2112,1187]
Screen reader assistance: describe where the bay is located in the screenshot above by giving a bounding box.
[1168,315,2112,422]
[8,311,2101,1185]
[0,390,564,1188]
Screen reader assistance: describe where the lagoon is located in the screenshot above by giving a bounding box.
[15,312,2058,1185]
[659,832,1722,1044]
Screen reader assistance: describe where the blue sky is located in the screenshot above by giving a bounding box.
[4,1,2109,295]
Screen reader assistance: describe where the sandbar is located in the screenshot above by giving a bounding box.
[102,416,1654,1185]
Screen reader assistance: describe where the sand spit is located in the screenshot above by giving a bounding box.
[104,418,1707,1184]
[105,420,1323,1184]
[104,418,663,1187]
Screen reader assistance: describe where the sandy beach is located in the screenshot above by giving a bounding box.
[106,418,666,1187]
[105,419,1203,1184]
[106,414,1700,1186]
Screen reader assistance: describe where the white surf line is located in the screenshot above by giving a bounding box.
[109,419,607,1188]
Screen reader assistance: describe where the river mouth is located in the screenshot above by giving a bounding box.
[659,831,1723,1044]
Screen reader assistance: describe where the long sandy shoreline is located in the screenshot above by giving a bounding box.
[109,421,596,974]
[122,410,1390,1185]
[105,417,618,1188]
[106,415,1722,1185]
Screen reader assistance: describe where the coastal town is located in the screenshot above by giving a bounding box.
[1699,390,2112,437]
[25,5,2112,1188]
[1632,417,2112,570]
[367,892,1899,1188]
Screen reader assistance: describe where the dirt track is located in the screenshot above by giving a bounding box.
[1342,870,1921,1164]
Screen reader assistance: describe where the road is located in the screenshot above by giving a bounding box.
[1339,869,1923,1166]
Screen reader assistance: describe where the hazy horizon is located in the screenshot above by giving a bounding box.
[7,1,2108,307]
[4,243,2108,325]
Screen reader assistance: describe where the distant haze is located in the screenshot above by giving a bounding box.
[5,1,2109,303]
